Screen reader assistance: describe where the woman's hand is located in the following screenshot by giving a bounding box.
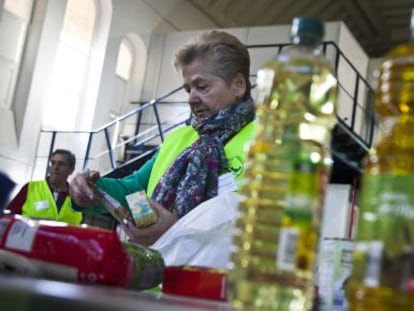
[127,200,177,246]
[69,170,101,207]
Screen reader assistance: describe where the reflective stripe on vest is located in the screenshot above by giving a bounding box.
[22,180,82,224]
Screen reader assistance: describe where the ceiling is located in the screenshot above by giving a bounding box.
[189,0,414,58]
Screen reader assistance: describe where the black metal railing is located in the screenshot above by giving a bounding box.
[246,41,376,149]
[35,40,377,178]
[37,86,190,177]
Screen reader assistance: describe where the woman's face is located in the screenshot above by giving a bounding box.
[182,59,242,122]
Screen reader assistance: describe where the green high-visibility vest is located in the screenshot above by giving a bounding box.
[147,121,256,197]
[22,180,82,224]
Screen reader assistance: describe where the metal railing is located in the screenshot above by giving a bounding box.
[246,40,377,150]
[35,40,377,178]
[36,86,190,178]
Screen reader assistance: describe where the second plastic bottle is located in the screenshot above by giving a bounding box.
[228,17,338,310]
[347,8,414,311]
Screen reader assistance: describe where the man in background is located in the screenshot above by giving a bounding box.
[6,149,82,224]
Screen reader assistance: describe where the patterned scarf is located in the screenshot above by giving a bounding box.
[151,97,255,218]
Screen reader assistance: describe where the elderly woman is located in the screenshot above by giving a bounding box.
[69,30,256,245]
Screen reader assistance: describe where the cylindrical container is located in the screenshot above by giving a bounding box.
[348,8,414,311]
[0,214,165,290]
[0,214,134,287]
[122,241,165,290]
[227,16,338,310]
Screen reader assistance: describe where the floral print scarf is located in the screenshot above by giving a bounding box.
[151,96,255,218]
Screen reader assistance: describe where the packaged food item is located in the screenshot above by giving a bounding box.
[94,188,137,239]
[0,214,133,287]
[0,215,165,290]
[125,191,158,228]
[162,266,227,301]
[317,238,353,311]
[348,8,414,311]
[228,16,338,311]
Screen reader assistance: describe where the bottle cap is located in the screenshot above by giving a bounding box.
[291,16,324,44]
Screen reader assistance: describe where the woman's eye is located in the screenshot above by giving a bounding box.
[197,84,207,91]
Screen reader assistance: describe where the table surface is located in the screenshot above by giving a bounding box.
[0,273,236,311]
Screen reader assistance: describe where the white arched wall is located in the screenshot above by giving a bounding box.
[76,0,113,130]
[120,33,150,150]
[0,0,220,186]
[116,33,148,141]
[0,0,114,184]
[95,32,148,172]
[0,0,219,187]
[1,0,68,184]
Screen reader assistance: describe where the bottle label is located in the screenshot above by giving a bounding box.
[277,227,299,271]
[278,160,321,272]
[363,241,383,288]
[317,238,353,311]
[353,174,414,293]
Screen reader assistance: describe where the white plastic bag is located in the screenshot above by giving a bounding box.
[151,192,241,269]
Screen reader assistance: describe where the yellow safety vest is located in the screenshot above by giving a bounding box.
[147,121,256,197]
[22,180,82,224]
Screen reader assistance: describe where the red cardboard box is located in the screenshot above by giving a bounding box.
[162,266,227,301]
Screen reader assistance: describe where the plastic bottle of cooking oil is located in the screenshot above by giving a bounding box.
[227,16,338,311]
[348,8,414,311]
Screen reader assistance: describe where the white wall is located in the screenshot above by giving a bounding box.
[92,0,217,129]
[148,22,367,95]
[0,0,67,186]
[321,184,353,239]
[0,0,217,188]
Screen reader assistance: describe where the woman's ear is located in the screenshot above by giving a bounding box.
[232,73,247,98]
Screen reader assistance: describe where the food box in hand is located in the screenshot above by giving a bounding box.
[94,188,137,238]
[125,191,158,228]
[162,266,227,301]
[95,188,157,238]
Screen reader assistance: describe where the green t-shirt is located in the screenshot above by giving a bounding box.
[73,152,157,214]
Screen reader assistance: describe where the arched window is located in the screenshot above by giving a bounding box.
[115,39,133,81]
[43,0,97,129]
[108,33,148,166]
[110,38,134,160]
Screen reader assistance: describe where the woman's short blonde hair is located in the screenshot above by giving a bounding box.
[173,30,251,99]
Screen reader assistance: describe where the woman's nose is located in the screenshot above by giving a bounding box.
[188,89,199,103]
